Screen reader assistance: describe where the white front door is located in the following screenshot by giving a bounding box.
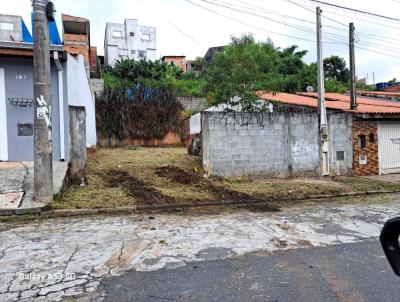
[378,122,400,174]
[0,68,8,161]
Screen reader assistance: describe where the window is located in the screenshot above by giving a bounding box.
[359,155,368,165]
[138,50,147,59]
[141,33,151,41]
[0,22,14,31]
[369,132,375,143]
[131,50,136,55]
[112,30,122,38]
[358,135,366,148]
[336,151,345,161]
[129,32,135,36]
[118,48,128,56]
[17,123,33,136]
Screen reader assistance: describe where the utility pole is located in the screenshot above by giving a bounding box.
[373,72,376,85]
[349,22,357,110]
[33,0,53,203]
[316,6,330,176]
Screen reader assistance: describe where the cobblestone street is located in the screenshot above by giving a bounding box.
[1,198,399,301]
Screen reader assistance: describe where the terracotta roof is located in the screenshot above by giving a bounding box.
[258,92,400,114]
[357,91,400,97]
[298,92,400,108]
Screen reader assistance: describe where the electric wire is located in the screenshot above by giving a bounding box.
[136,0,204,47]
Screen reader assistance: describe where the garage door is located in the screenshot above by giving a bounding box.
[378,122,400,174]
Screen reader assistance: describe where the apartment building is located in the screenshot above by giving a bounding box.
[104,19,156,66]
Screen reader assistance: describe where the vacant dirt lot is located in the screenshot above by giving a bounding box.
[54,147,400,210]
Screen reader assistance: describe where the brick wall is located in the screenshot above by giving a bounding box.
[163,57,187,72]
[89,46,98,75]
[352,120,379,176]
[63,42,90,73]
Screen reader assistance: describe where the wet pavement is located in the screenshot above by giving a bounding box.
[0,198,399,301]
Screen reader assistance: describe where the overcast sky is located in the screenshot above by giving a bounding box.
[3,0,400,82]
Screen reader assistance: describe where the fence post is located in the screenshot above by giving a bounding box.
[69,106,87,183]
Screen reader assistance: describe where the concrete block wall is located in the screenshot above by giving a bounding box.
[178,97,208,112]
[287,113,320,176]
[328,112,353,175]
[0,15,22,42]
[202,111,322,177]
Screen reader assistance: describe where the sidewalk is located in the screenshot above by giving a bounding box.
[363,174,400,183]
[0,162,69,211]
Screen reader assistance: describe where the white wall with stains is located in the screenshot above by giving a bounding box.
[65,54,97,148]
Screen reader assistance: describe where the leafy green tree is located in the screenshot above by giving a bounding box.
[204,34,310,111]
[109,58,180,89]
[204,34,280,111]
[323,55,350,83]
[190,57,206,74]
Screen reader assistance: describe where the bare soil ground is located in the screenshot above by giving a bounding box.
[53,147,400,210]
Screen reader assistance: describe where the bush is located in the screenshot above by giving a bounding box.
[325,80,348,93]
[96,87,183,140]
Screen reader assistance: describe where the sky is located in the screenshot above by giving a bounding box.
[3,0,400,83]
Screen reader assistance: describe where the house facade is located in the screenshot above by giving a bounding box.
[62,14,99,78]
[200,93,400,177]
[161,55,187,72]
[204,46,225,64]
[104,19,156,66]
[0,14,96,162]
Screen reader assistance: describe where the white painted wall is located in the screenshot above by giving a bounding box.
[0,68,8,161]
[105,19,157,66]
[66,54,96,148]
[189,113,201,135]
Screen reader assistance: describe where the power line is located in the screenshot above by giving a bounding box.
[356,45,400,59]
[285,0,347,27]
[230,0,329,27]
[233,0,348,34]
[198,0,329,38]
[302,0,400,23]
[298,1,400,30]
[185,0,400,59]
[205,0,400,52]
[357,31,400,44]
[184,0,345,44]
[136,0,203,47]
[194,0,348,43]
[287,0,400,46]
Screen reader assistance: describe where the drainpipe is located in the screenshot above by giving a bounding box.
[54,51,65,161]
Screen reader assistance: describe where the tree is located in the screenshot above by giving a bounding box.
[110,58,180,89]
[190,57,206,73]
[204,34,310,112]
[323,55,350,83]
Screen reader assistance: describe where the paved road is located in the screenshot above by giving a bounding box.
[1,197,400,301]
[101,239,400,302]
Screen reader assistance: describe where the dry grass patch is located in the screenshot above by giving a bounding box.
[54,147,400,210]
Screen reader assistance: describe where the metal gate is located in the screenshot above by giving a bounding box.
[378,122,400,174]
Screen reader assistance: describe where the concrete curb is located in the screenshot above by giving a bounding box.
[1,189,400,218]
